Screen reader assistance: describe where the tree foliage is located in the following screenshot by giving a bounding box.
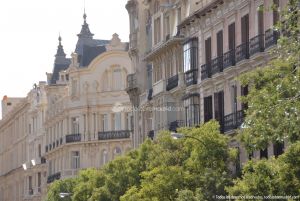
[46,121,234,201]
[238,0,300,151]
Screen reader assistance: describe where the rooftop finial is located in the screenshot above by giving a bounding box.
[58,32,62,45]
[83,0,87,23]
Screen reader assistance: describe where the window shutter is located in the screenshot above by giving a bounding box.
[217,30,223,57]
[228,23,235,50]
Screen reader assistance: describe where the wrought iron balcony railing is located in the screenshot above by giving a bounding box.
[127,73,137,90]
[47,172,61,184]
[211,56,223,75]
[185,68,198,86]
[66,134,81,143]
[265,29,279,49]
[223,49,236,69]
[236,42,249,63]
[200,63,211,80]
[166,74,179,91]
[98,130,131,140]
[223,110,245,132]
[168,120,185,132]
[250,34,264,55]
[148,130,154,140]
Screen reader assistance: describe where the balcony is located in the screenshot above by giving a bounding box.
[265,29,279,49]
[185,68,198,86]
[47,172,61,184]
[66,134,81,143]
[127,73,137,90]
[98,130,131,140]
[200,63,211,80]
[166,74,178,91]
[148,130,154,140]
[169,120,185,132]
[235,42,249,63]
[250,34,264,56]
[223,49,235,69]
[153,79,165,96]
[211,56,223,75]
[223,110,245,132]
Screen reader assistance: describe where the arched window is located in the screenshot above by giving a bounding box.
[113,68,122,90]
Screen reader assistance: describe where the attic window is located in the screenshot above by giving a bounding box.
[7,102,12,106]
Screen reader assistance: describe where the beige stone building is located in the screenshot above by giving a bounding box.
[0,12,132,201]
[126,0,288,170]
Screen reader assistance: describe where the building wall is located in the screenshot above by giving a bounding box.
[126,0,288,166]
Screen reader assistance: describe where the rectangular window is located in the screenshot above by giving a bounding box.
[228,23,235,50]
[38,144,41,157]
[71,151,80,169]
[231,85,237,113]
[71,117,79,134]
[241,14,249,44]
[71,80,78,96]
[184,95,200,126]
[205,37,212,64]
[258,6,264,35]
[260,148,268,159]
[241,85,249,110]
[204,96,213,122]
[114,113,121,130]
[28,176,33,195]
[217,30,223,57]
[154,17,161,44]
[273,0,279,25]
[113,69,122,90]
[183,38,198,72]
[147,64,153,89]
[37,172,41,192]
[214,91,224,132]
[102,114,108,131]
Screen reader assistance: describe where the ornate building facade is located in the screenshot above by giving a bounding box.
[126,0,288,168]
[0,12,132,201]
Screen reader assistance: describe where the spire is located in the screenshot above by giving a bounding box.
[55,34,66,58]
[77,10,94,39]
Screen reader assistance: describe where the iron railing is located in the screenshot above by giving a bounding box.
[223,110,245,132]
[200,63,211,80]
[166,74,179,91]
[185,68,198,86]
[235,42,249,63]
[250,34,264,55]
[47,172,61,184]
[98,130,131,140]
[66,134,81,143]
[211,56,223,75]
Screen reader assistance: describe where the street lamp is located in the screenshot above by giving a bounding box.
[59,192,72,198]
[170,132,206,146]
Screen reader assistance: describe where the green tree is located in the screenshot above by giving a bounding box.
[45,178,76,201]
[226,142,300,200]
[238,0,300,152]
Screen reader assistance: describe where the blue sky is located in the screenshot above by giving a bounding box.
[0,0,129,118]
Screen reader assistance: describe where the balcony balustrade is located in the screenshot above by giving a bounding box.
[211,56,223,75]
[223,49,235,69]
[223,110,245,132]
[200,63,211,80]
[168,120,185,132]
[98,130,131,140]
[47,172,61,184]
[185,68,198,85]
[236,42,249,63]
[65,134,81,143]
[148,130,154,140]
[127,73,137,90]
[250,34,264,55]
[166,74,179,91]
[265,29,279,49]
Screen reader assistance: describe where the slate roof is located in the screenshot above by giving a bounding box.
[50,61,71,85]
